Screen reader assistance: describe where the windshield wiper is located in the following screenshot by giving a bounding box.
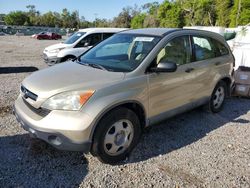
[78,61,107,71]
[88,63,107,71]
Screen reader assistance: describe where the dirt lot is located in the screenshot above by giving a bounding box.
[0,36,250,187]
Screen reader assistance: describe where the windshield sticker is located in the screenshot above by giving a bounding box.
[77,33,82,36]
[134,37,154,42]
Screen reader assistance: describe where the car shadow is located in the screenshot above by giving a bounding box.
[0,66,38,74]
[0,134,88,187]
[127,97,250,163]
[1,98,249,186]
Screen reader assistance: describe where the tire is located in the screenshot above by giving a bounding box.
[208,81,227,113]
[62,56,76,62]
[91,107,141,164]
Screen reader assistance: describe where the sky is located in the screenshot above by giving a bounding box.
[0,0,164,21]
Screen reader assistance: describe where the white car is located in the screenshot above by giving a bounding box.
[43,28,127,66]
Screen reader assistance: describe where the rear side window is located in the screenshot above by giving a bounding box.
[193,36,215,61]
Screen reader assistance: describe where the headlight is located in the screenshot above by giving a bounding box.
[41,90,95,111]
[49,48,64,53]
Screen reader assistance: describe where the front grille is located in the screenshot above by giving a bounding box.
[22,98,51,117]
[21,85,38,101]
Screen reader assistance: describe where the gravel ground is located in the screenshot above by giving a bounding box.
[0,36,250,188]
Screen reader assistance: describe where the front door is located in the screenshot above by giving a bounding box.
[147,35,200,123]
[74,33,102,56]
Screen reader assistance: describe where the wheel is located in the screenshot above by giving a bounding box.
[65,57,73,62]
[62,56,76,62]
[208,81,227,113]
[91,107,141,164]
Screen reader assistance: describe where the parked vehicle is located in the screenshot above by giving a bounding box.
[43,28,127,66]
[0,31,8,36]
[14,28,234,164]
[32,32,62,40]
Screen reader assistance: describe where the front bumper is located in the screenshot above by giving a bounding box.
[43,53,62,66]
[13,95,93,152]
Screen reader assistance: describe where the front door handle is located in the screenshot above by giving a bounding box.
[185,68,194,73]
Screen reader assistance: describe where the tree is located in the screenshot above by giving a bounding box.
[0,14,6,21]
[158,1,183,28]
[230,0,250,27]
[215,0,233,27]
[142,2,160,15]
[26,5,42,26]
[131,13,146,28]
[61,9,79,28]
[40,11,56,27]
[61,8,71,28]
[177,0,216,26]
[112,6,140,28]
[141,2,160,27]
[4,11,29,25]
[143,14,159,27]
[94,18,111,27]
[70,10,80,28]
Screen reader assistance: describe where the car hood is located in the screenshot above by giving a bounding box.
[22,62,125,99]
[44,43,70,51]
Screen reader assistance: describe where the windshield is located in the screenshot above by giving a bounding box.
[79,34,161,72]
[64,32,86,44]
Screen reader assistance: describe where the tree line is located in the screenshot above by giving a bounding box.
[1,0,250,29]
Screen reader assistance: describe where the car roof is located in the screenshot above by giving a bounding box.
[78,28,127,33]
[119,28,226,40]
[120,28,180,36]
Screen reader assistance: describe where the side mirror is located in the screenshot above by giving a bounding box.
[84,42,90,47]
[151,61,177,73]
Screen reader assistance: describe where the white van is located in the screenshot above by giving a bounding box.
[43,28,127,65]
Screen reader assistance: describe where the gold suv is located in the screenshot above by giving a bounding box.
[14,28,234,164]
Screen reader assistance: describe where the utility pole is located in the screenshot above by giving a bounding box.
[236,0,241,26]
[94,13,98,27]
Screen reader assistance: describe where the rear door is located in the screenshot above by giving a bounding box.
[190,35,222,97]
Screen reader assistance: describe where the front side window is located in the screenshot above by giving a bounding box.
[156,36,191,66]
[76,33,102,48]
[64,32,86,44]
[79,34,161,72]
[193,36,215,61]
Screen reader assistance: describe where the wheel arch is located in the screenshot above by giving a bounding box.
[61,55,76,62]
[219,76,232,96]
[90,100,147,142]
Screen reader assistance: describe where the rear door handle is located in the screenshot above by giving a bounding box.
[185,68,194,73]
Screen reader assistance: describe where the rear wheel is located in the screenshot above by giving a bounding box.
[91,107,141,164]
[208,81,227,113]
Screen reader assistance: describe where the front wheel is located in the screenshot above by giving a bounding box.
[91,107,141,164]
[208,81,227,113]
